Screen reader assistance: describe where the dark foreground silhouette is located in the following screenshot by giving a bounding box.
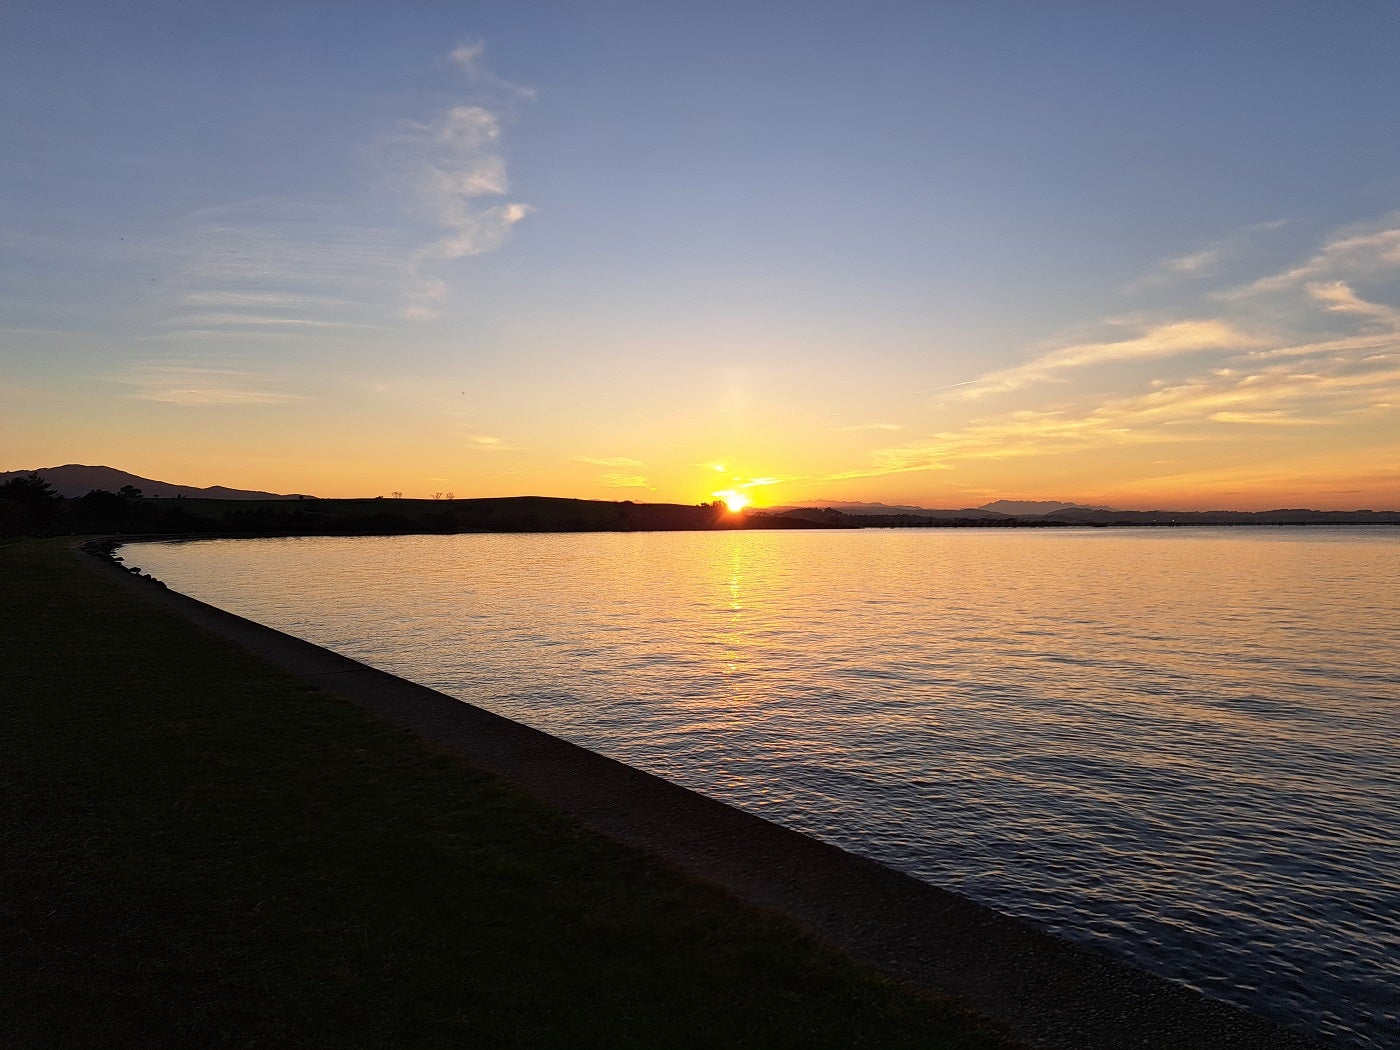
[0,473,824,538]
[3,471,1395,540]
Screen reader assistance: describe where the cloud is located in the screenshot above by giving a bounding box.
[139,198,423,352]
[1128,219,1289,292]
[401,276,448,322]
[835,214,1400,483]
[116,362,304,406]
[600,473,653,489]
[1240,221,1400,295]
[449,40,536,100]
[1306,280,1400,324]
[152,44,536,333]
[467,434,520,451]
[707,475,789,499]
[835,422,904,432]
[179,291,357,311]
[573,455,645,468]
[386,44,534,317]
[1164,247,1222,274]
[449,41,486,72]
[1209,411,1325,426]
[959,320,1262,398]
[156,313,376,331]
[392,105,533,264]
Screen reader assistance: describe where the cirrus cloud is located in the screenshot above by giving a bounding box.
[835,215,1400,486]
[572,455,645,468]
[117,361,305,406]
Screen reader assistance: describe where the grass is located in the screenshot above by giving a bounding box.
[1,539,1014,1049]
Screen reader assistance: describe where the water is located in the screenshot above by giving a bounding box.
[127,527,1400,1048]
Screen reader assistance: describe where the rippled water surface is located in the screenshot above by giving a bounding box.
[129,528,1400,1047]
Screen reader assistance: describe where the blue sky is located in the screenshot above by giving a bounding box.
[4,1,1399,507]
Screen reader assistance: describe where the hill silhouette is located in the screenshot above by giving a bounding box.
[4,465,1396,538]
[771,499,1107,518]
[0,464,302,500]
[978,499,1106,515]
[768,501,1007,520]
[0,476,830,539]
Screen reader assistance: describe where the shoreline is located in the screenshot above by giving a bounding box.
[86,543,1331,1050]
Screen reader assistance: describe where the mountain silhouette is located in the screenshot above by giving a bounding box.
[978,499,1107,515]
[0,464,304,500]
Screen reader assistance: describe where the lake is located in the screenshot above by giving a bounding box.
[127,527,1400,1048]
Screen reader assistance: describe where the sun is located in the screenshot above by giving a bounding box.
[716,490,751,513]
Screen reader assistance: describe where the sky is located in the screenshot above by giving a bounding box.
[4,0,1399,510]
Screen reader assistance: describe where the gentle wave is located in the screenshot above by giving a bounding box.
[129,527,1400,1048]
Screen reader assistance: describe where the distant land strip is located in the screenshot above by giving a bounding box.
[2,469,1396,541]
[85,540,1332,1050]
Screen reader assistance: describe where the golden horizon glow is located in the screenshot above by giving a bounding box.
[7,17,1400,519]
[6,218,1398,512]
[714,489,752,513]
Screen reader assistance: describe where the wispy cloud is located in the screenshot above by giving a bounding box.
[116,362,305,406]
[387,42,534,318]
[1128,219,1290,292]
[467,434,520,452]
[1164,247,1223,275]
[836,215,1400,484]
[710,475,787,499]
[1239,220,1400,295]
[392,105,532,263]
[156,313,377,331]
[142,198,419,350]
[179,290,358,311]
[600,473,653,489]
[449,40,536,100]
[572,455,645,468]
[138,40,533,343]
[957,320,1262,399]
[835,422,904,433]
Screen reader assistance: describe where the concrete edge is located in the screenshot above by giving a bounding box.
[83,542,1331,1050]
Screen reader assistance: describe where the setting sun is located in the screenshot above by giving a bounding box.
[715,490,751,513]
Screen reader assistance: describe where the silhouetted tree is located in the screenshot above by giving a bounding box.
[1,473,58,503]
[0,473,63,536]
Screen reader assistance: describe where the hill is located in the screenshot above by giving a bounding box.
[979,499,1106,515]
[0,464,304,500]
[768,501,1008,520]
[769,499,1109,518]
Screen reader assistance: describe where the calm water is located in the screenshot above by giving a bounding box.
[128,528,1400,1048]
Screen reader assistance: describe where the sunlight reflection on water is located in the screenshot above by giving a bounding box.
[130,527,1400,1048]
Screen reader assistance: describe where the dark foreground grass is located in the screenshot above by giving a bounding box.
[1,540,1013,1049]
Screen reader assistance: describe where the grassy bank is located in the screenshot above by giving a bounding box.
[1,539,1010,1049]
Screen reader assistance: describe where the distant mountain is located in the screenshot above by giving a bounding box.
[1045,506,1400,525]
[0,464,305,500]
[768,500,1008,519]
[978,499,1108,515]
[769,499,1119,519]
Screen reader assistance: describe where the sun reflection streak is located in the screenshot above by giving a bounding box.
[713,540,756,701]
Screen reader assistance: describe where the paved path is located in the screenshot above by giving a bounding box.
[90,546,1333,1050]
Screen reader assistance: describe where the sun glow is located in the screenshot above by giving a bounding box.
[715,490,751,513]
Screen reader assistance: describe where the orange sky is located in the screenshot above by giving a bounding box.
[4,8,1398,511]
